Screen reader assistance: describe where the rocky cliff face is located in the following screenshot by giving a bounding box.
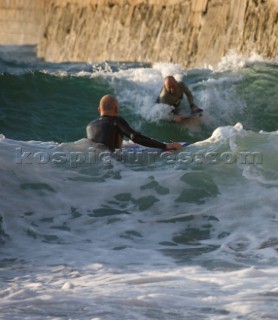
[1,0,277,68]
[0,0,43,45]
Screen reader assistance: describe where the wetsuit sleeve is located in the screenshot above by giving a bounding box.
[180,82,194,106]
[117,117,167,149]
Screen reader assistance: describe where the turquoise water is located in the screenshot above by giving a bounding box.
[0,46,278,319]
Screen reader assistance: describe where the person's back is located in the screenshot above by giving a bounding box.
[87,115,135,151]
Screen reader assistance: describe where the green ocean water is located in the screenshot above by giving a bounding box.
[0,46,278,320]
[1,47,277,144]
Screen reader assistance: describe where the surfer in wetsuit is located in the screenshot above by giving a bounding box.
[86,95,182,152]
[157,76,203,122]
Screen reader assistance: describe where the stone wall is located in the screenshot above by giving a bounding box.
[0,0,43,45]
[1,0,277,68]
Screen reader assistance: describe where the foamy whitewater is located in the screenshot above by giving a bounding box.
[0,46,278,319]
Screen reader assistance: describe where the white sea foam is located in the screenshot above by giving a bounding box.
[1,53,278,319]
[212,49,265,72]
[1,129,278,319]
[86,61,247,130]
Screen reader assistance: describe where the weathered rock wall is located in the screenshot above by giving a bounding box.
[0,0,43,45]
[1,0,277,68]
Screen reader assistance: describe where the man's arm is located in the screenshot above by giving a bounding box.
[180,82,194,106]
[131,131,182,151]
[117,117,182,150]
[117,117,166,149]
[180,82,203,113]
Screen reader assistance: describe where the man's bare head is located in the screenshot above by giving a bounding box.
[164,76,177,94]
[98,95,119,116]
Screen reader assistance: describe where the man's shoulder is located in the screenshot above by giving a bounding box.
[113,115,127,123]
[87,116,128,127]
[89,116,120,122]
[177,81,186,87]
[87,118,99,126]
[159,87,170,98]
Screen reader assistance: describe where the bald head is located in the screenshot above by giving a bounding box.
[98,95,119,116]
[164,76,177,94]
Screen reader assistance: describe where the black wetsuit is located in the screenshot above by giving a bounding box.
[86,115,166,152]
